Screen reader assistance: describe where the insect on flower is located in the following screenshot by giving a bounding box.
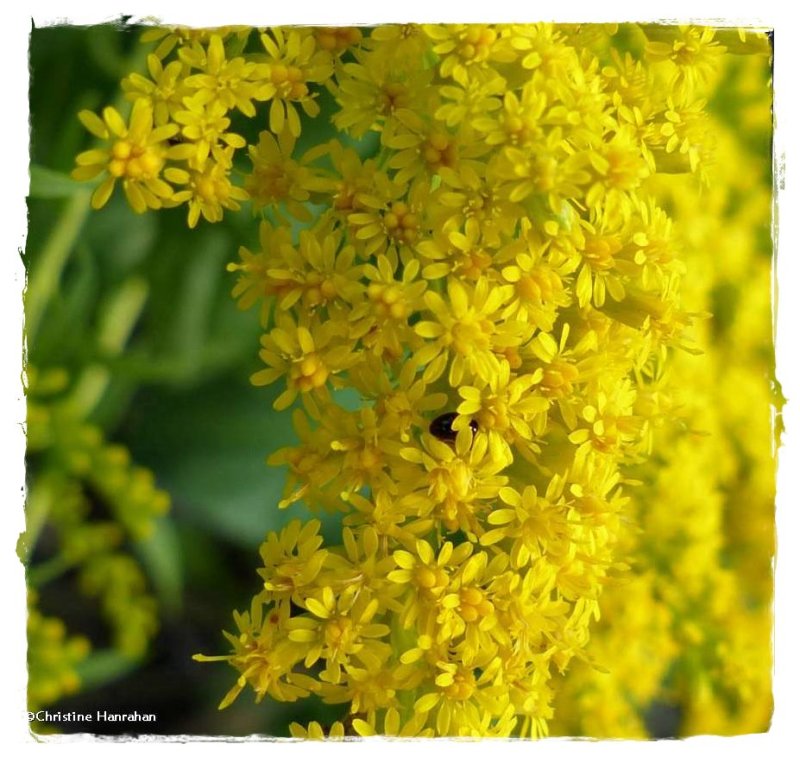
[429,412,478,442]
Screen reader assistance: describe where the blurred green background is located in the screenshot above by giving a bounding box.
[26,21,344,735]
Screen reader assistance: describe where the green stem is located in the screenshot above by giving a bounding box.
[64,277,149,419]
[27,554,75,586]
[26,39,149,349]
[24,190,91,342]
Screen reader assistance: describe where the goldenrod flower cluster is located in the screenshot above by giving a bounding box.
[550,40,776,737]
[26,589,89,712]
[24,366,170,708]
[73,23,774,737]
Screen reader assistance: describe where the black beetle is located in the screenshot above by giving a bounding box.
[429,412,479,442]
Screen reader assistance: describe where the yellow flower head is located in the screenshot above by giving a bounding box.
[252,314,360,410]
[255,28,335,136]
[72,99,178,212]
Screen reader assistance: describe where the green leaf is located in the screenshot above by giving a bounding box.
[125,374,303,548]
[85,192,157,276]
[29,164,90,199]
[134,517,184,616]
[167,229,231,366]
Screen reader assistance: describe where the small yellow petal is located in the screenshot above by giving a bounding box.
[90,176,115,209]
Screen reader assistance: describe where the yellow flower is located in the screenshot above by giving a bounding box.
[78,553,160,657]
[180,34,260,116]
[121,53,190,126]
[267,409,341,511]
[499,221,576,329]
[288,720,347,739]
[433,72,505,129]
[252,314,360,410]
[584,128,652,212]
[427,164,520,246]
[346,173,422,260]
[72,100,178,212]
[526,323,593,407]
[313,26,363,56]
[574,215,627,310]
[254,27,334,136]
[457,360,549,464]
[383,115,490,189]
[366,24,430,64]
[258,519,329,604]
[568,381,643,460]
[411,655,514,736]
[139,25,251,60]
[335,525,406,608]
[350,356,446,440]
[644,25,726,100]
[432,548,504,650]
[286,586,391,683]
[493,130,591,207]
[322,141,380,222]
[654,97,713,176]
[414,277,530,387]
[171,92,246,169]
[348,255,427,360]
[27,592,90,711]
[302,402,406,500]
[423,24,515,85]
[504,23,577,78]
[244,127,332,220]
[400,430,508,535]
[193,594,317,709]
[256,228,364,315]
[473,81,548,148]
[416,217,498,281]
[166,149,249,228]
[343,490,433,552]
[227,220,294,321]
[481,481,574,571]
[388,539,474,623]
[351,707,433,737]
[332,53,434,139]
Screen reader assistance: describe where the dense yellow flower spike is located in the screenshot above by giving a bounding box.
[550,45,777,737]
[76,23,775,738]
